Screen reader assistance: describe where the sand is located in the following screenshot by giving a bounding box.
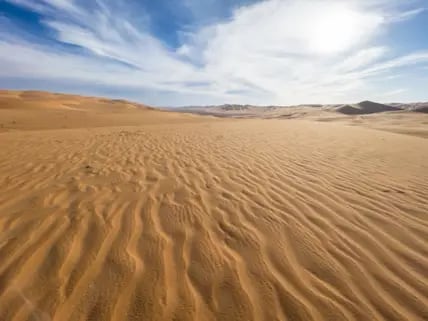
[1,91,427,321]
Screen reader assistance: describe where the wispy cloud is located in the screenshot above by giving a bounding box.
[388,7,426,22]
[0,0,427,105]
[380,88,408,97]
[5,0,81,15]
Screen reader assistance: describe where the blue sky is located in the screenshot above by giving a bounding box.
[0,0,427,106]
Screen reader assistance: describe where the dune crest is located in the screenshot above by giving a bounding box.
[1,91,427,321]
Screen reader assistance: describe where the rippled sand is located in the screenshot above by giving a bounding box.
[1,91,427,321]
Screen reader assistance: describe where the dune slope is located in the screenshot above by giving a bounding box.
[0,90,202,131]
[0,92,428,321]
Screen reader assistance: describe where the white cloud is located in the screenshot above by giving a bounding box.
[336,47,388,72]
[387,7,426,22]
[5,0,81,15]
[1,0,427,105]
[381,88,408,97]
[360,51,428,76]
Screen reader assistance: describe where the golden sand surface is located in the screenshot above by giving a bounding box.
[1,91,427,321]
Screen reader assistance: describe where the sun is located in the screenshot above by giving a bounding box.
[309,5,365,55]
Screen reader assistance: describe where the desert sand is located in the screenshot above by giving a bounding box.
[0,90,427,321]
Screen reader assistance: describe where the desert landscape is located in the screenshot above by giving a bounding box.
[0,90,428,321]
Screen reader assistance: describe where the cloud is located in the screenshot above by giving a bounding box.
[336,47,388,72]
[387,7,426,22]
[5,0,81,15]
[381,88,408,97]
[0,0,427,105]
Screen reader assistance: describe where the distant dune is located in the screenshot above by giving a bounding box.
[219,104,252,111]
[415,106,428,113]
[390,102,428,113]
[1,90,427,321]
[177,100,412,117]
[335,101,401,115]
[174,100,428,138]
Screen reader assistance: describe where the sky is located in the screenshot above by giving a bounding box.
[0,0,427,106]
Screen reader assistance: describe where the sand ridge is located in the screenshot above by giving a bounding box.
[0,90,205,131]
[0,91,427,321]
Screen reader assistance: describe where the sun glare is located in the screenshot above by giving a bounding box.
[310,6,363,55]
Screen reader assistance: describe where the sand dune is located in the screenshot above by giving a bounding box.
[335,101,401,115]
[0,90,203,131]
[1,91,428,321]
[415,106,428,113]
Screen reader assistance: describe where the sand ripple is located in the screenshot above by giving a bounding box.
[0,120,427,321]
